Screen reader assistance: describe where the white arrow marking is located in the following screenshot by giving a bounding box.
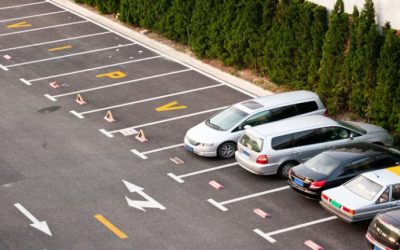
[14,203,52,236]
[122,180,166,212]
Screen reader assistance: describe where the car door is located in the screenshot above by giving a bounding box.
[290,128,327,163]
[320,126,353,149]
[364,187,393,219]
[231,110,272,142]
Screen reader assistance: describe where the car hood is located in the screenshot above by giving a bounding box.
[185,121,227,144]
[323,185,372,209]
[348,121,388,135]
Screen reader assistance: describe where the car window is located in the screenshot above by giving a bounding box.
[320,126,350,141]
[239,110,271,129]
[391,184,400,201]
[207,106,249,131]
[374,155,400,168]
[292,129,324,147]
[336,121,365,136]
[340,158,375,176]
[344,175,383,201]
[295,101,318,114]
[239,134,263,153]
[270,105,297,122]
[376,187,390,204]
[271,134,293,150]
[304,152,340,176]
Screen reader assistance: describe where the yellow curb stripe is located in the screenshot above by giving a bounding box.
[48,45,72,52]
[94,214,128,239]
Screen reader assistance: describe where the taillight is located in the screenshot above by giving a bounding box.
[321,193,330,201]
[324,109,329,117]
[309,180,326,189]
[256,155,268,164]
[341,206,355,215]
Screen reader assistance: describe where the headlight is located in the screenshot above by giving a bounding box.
[200,143,214,147]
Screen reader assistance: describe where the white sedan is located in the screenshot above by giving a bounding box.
[320,166,400,223]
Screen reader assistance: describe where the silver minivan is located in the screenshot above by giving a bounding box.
[235,115,394,178]
[184,91,327,159]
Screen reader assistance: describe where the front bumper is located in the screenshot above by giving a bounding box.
[184,137,217,157]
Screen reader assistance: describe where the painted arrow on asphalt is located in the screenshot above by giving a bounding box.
[155,101,187,112]
[123,180,166,212]
[14,203,52,236]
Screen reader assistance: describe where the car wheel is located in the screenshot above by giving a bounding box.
[278,161,298,178]
[217,142,236,159]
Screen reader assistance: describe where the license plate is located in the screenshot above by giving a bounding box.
[330,200,341,209]
[242,150,250,158]
[374,245,381,250]
[293,177,304,187]
[185,145,193,152]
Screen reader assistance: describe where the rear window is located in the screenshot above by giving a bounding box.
[304,152,340,176]
[296,101,318,114]
[239,134,263,153]
[344,175,383,201]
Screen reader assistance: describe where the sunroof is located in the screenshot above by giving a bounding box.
[241,101,263,110]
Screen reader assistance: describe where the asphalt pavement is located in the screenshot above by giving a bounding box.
[0,0,370,249]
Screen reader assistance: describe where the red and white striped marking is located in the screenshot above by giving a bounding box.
[209,180,224,190]
[304,240,324,250]
[3,54,12,60]
[253,208,270,218]
[170,157,184,165]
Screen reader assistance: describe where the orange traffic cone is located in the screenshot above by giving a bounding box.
[49,81,61,89]
[75,94,86,105]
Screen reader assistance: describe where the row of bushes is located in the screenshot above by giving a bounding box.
[75,0,400,138]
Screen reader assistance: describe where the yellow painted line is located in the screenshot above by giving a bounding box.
[94,214,128,239]
[387,166,400,176]
[48,45,72,52]
[155,101,187,112]
[6,21,32,29]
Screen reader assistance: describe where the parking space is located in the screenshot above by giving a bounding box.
[0,0,369,249]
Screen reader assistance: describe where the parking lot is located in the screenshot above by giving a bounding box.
[0,0,370,249]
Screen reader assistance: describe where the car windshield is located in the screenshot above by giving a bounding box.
[337,120,367,134]
[344,175,383,201]
[206,106,249,131]
[304,153,340,176]
[373,217,400,243]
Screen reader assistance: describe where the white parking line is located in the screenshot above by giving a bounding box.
[254,216,337,243]
[0,32,111,52]
[22,55,162,84]
[105,106,228,136]
[0,64,8,71]
[208,186,290,212]
[131,143,184,160]
[47,69,191,101]
[74,83,221,116]
[7,43,135,68]
[168,162,238,184]
[0,20,88,37]
[48,0,258,99]
[0,1,47,10]
[0,10,67,23]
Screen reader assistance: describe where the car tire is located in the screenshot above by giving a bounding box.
[217,142,236,159]
[278,161,298,179]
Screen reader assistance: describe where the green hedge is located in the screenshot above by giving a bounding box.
[75,0,400,138]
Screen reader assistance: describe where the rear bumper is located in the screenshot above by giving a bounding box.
[287,179,320,199]
[235,151,278,175]
[319,200,355,223]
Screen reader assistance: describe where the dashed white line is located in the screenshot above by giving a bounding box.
[0,10,67,23]
[0,32,111,52]
[7,43,136,68]
[47,69,191,100]
[26,55,162,83]
[208,186,290,212]
[0,1,47,10]
[253,216,337,243]
[168,162,238,184]
[78,82,221,116]
[0,20,88,37]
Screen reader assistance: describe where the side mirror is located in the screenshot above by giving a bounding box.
[349,133,354,140]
